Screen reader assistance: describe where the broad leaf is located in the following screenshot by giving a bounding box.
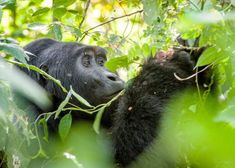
[0,60,51,109]
[0,6,2,23]
[52,23,62,41]
[0,42,28,64]
[28,23,48,31]
[105,55,128,72]
[59,113,72,141]
[53,0,76,7]
[196,47,228,67]
[93,107,105,134]
[32,7,50,17]
[55,90,72,118]
[53,7,67,19]
[142,0,159,25]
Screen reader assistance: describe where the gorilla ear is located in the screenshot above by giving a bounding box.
[191,46,207,63]
[176,36,189,47]
[176,35,207,64]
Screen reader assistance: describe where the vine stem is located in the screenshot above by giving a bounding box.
[78,0,91,30]
[79,9,144,41]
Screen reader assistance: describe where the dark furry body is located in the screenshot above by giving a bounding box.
[112,49,210,167]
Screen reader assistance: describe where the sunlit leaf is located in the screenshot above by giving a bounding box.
[0,6,2,23]
[196,47,228,67]
[0,84,9,113]
[59,113,72,141]
[215,105,235,128]
[67,9,78,14]
[142,43,151,56]
[142,0,159,24]
[105,55,128,72]
[32,7,50,17]
[64,26,82,39]
[28,23,48,31]
[52,23,62,41]
[0,42,28,64]
[186,10,223,24]
[53,0,76,7]
[232,0,235,6]
[0,60,51,109]
[53,7,67,19]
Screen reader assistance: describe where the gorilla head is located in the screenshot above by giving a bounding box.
[23,38,124,106]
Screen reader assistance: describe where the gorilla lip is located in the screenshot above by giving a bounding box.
[105,89,123,99]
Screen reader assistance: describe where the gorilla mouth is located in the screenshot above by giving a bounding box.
[105,89,123,99]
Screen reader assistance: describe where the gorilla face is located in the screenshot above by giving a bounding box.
[73,46,124,105]
[23,38,124,106]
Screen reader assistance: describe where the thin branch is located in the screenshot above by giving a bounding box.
[188,0,200,10]
[79,9,144,41]
[201,0,206,10]
[78,0,91,30]
[173,64,211,81]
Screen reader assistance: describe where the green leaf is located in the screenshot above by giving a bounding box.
[70,86,93,108]
[52,23,62,41]
[53,7,67,19]
[0,42,28,64]
[67,9,78,14]
[32,7,50,17]
[53,0,76,7]
[93,107,105,134]
[232,0,235,6]
[28,23,48,31]
[71,27,82,38]
[105,55,128,72]
[142,43,151,56]
[142,0,159,25]
[196,47,228,67]
[0,6,2,24]
[215,105,235,128]
[55,90,72,118]
[65,26,82,38]
[39,118,49,142]
[0,60,51,110]
[59,113,72,141]
[0,84,9,113]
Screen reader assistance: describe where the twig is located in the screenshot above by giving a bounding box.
[201,0,205,10]
[7,60,68,93]
[79,9,144,41]
[188,0,200,10]
[78,0,91,30]
[173,64,211,81]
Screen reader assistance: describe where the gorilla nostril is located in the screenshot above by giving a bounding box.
[107,75,117,81]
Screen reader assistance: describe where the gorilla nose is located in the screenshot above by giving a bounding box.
[106,72,125,90]
[107,73,119,81]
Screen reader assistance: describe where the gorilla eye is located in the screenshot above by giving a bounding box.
[82,55,92,67]
[97,57,105,66]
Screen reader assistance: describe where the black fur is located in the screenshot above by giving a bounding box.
[22,38,124,127]
[112,49,211,167]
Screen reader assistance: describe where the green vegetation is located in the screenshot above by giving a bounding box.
[0,0,235,167]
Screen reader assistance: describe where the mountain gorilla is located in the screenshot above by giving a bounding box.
[22,38,211,167]
[22,38,124,126]
[111,42,211,167]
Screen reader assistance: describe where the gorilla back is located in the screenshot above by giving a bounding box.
[112,48,214,167]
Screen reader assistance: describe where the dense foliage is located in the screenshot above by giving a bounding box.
[0,0,235,167]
